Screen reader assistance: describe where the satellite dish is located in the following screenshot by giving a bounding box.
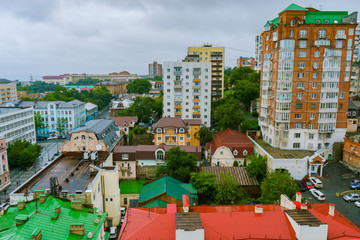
[96,145,102,151]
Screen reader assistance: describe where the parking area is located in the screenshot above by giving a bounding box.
[302,162,360,227]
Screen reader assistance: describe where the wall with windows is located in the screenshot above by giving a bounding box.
[60,132,108,153]
[0,139,10,191]
[210,146,248,167]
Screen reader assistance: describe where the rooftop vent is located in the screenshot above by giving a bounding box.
[71,200,83,211]
[296,192,302,203]
[70,223,85,236]
[31,229,42,240]
[255,204,263,214]
[87,232,93,239]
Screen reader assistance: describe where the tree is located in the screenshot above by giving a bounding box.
[228,66,260,86]
[260,170,300,204]
[7,140,42,169]
[154,147,197,182]
[194,124,213,149]
[190,172,217,201]
[215,171,244,204]
[246,154,267,182]
[213,99,244,131]
[56,117,67,137]
[233,160,239,167]
[241,119,260,133]
[34,112,45,133]
[126,79,152,94]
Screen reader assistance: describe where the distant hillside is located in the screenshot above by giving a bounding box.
[0,78,12,84]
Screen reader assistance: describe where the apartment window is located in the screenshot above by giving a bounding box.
[337,29,345,36]
[299,40,307,48]
[298,62,305,68]
[167,68,170,72]
[336,40,343,48]
[297,83,304,89]
[299,51,306,57]
[313,73,318,78]
[309,134,314,140]
[338,103,343,109]
[339,93,344,99]
[313,62,319,69]
[309,124,314,130]
[290,19,295,26]
[312,83,317,89]
[315,51,320,57]
[316,19,320,24]
[324,19,329,24]
[296,93,303,100]
[122,154,129,159]
[318,30,326,38]
[289,30,294,37]
[295,114,302,119]
[186,68,189,72]
[298,73,304,78]
[293,143,300,148]
[294,123,301,129]
[311,93,316,99]
[294,133,301,138]
[310,114,315,120]
[349,28,354,35]
[311,104,316,109]
[295,103,302,109]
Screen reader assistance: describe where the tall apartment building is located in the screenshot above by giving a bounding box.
[259,4,358,150]
[163,61,212,127]
[350,65,360,98]
[0,139,11,191]
[2,100,86,137]
[0,107,36,145]
[0,83,17,104]
[354,23,360,62]
[149,61,163,78]
[185,45,224,101]
[255,31,264,72]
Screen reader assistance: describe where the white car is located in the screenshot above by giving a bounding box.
[309,189,325,201]
[355,201,360,208]
[343,193,360,202]
[309,177,323,188]
[109,227,117,239]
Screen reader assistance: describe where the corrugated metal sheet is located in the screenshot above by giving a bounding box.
[200,166,259,186]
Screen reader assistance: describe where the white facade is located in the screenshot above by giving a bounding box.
[0,107,36,145]
[0,83,17,104]
[41,75,70,85]
[163,62,212,127]
[85,102,98,121]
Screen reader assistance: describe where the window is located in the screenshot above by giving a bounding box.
[122,154,129,159]
[310,114,315,120]
[124,198,128,205]
[339,103,343,109]
[311,93,316,99]
[298,62,305,69]
[309,124,314,129]
[313,73,318,78]
[156,128,162,133]
[309,134,314,140]
[349,28,354,35]
[290,19,295,26]
[179,128,185,133]
[324,19,329,24]
[297,83,304,89]
[336,40,343,48]
[315,51,320,57]
[293,143,300,148]
[311,104,316,109]
[299,40,307,48]
[243,150,248,156]
[155,149,165,161]
[298,73,304,78]
[299,51,306,57]
[313,62,319,69]
[157,136,161,141]
[339,93,344,99]
[318,30,326,38]
[233,150,238,156]
[294,133,301,138]
[316,19,320,24]
[295,114,302,119]
[290,30,294,37]
[294,123,301,129]
[312,83,317,89]
[81,135,86,140]
[295,103,302,109]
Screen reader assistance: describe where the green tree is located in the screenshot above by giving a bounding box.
[190,172,217,201]
[7,140,42,169]
[233,160,239,167]
[215,171,244,204]
[241,119,260,133]
[56,117,67,137]
[229,66,260,86]
[154,147,197,182]
[260,170,300,204]
[246,154,267,182]
[126,79,152,94]
[213,99,244,131]
[194,124,213,149]
[34,112,45,133]
[153,76,163,81]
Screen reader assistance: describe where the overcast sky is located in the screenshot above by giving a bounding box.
[0,0,358,81]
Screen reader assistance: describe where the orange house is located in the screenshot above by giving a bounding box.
[343,135,360,171]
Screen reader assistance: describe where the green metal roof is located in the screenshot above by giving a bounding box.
[280,3,308,13]
[143,199,168,207]
[119,179,146,194]
[0,196,108,240]
[138,176,198,205]
[305,11,349,24]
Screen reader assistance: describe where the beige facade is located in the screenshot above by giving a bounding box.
[121,193,139,207]
[115,161,136,179]
[60,132,108,153]
[210,146,247,167]
[0,83,17,104]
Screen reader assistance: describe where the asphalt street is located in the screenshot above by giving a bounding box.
[302,162,360,227]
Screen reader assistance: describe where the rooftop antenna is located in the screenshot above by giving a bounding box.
[30,73,33,82]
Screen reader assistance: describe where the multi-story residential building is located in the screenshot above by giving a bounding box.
[0,107,36,144]
[255,31,264,72]
[41,75,70,85]
[153,117,201,146]
[0,139,10,191]
[94,80,128,96]
[259,4,358,150]
[185,45,224,101]
[163,62,211,127]
[0,83,17,104]
[353,23,360,62]
[85,102,98,121]
[350,65,360,98]
[68,72,141,83]
[2,99,86,137]
[343,134,360,171]
[149,61,163,78]
[237,57,256,69]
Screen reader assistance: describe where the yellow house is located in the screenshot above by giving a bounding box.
[153,117,201,146]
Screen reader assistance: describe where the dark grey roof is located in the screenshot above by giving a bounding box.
[0,107,29,115]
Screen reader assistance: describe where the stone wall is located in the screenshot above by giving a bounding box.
[136,165,157,179]
[332,142,344,162]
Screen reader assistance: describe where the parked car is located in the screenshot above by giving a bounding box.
[351,179,360,185]
[309,177,323,188]
[109,227,117,239]
[309,189,325,201]
[36,136,47,141]
[48,136,58,140]
[350,182,360,190]
[302,178,314,190]
[297,180,307,191]
[343,193,360,202]
[355,201,360,208]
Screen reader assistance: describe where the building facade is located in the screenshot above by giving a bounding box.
[255,31,264,72]
[343,135,360,171]
[0,107,36,145]
[259,4,358,150]
[0,139,10,191]
[94,80,128,96]
[0,83,17,104]
[149,61,163,78]
[85,102,98,121]
[110,116,138,143]
[163,62,211,127]
[185,45,225,101]
[350,65,360,98]
[237,57,256,69]
[353,23,360,62]
[41,75,70,85]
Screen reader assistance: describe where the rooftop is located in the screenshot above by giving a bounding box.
[0,107,29,116]
[200,166,258,186]
[119,179,146,194]
[110,116,138,127]
[0,195,107,240]
[153,117,201,129]
[254,139,314,159]
[1,99,85,108]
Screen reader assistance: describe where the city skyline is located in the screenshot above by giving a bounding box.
[0,0,358,81]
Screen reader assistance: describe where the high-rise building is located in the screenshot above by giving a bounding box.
[0,83,17,104]
[255,31,264,72]
[148,61,163,79]
[163,61,211,127]
[185,45,224,101]
[259,4,358,150]
[353,23,360,62]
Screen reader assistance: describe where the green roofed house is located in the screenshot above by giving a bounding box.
[119,179,147,207]
[137,176,198,207]
[0,195,108,239]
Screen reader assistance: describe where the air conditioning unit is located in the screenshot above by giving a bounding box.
[314,66,318,70]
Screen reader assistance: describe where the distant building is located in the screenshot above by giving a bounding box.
[163,62,212,127]
[237,56,255,69]
[2,99,86,137]
[68,72,141,83]
[0,83,17,104]
[0,107,36,144]
[60,119,120,153]
[343,134,360,171]
[94,80,128,97]
[137,176,198,207]
[205,129,254,166]
[110,116,138,143]
[354,23,360,62]
[347,101,359,132]
[149,61,162,78]
[254,31,263,72]
[85,102,98,121]
[41,75,70,85]
[149,87,163,98]
[350,65,360,99]
[0,139,10,191]
[153,117,201,146]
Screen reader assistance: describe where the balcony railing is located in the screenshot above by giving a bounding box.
[298,34,308,39]
[335,34,346,40]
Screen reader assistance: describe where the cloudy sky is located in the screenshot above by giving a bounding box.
[0,0,358,81]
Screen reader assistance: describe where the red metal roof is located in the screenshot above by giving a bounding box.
[206,128,254,157]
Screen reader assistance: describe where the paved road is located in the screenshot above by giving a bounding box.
[302,162,360,227]
[96,105,110,119]
[0,139,65,203]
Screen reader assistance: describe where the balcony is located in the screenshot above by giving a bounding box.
[193,105,200,109]
[318,129,335,133]
[193,68,201,75]
[193,98,200,102]
[335,34,346,40]
[120,166,131,171]
[192,84,201,89]
[193,91,201,96]
[212,69,222,73]
[174,70,182,75]
[174,85,182,89]
[193,78,201,82]
[175,111,182,115]
[298,34,308,39]
[211,52,223,56]
[174,105,182,109]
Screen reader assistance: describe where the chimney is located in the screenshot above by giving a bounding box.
[31,229,42,240]
[70,224,85,235]
[182,195,190,213]
[71,200,83,211]
[39,194,47,204]
[329,203,335,216]
[296,192,302,203]
[18,200,26,210]
[255,204,263,214]
[301,203,308,210]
